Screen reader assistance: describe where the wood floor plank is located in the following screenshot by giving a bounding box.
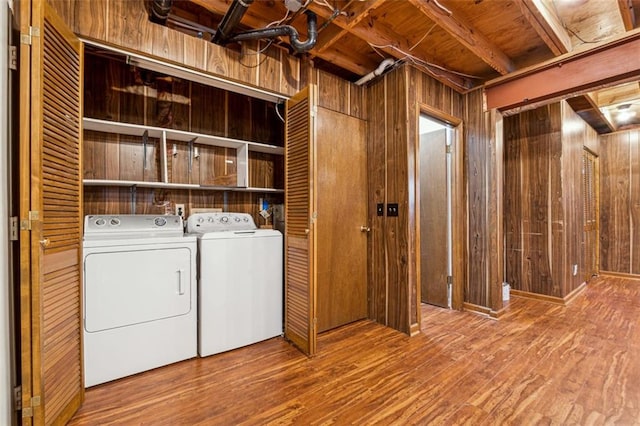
[69,276,640,425]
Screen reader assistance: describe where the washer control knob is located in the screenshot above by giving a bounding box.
[208,217,215,222]
[109,218,121,226]
[197,217,204,223]
[234,216,241,222]
[154,217,167,227]
[95,218,106,226]
[243,217,249,222]
[221,216,229,223]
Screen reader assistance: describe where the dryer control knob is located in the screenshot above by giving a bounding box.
[95,218,106,226]
[208,217,215,222]
[221,216,229,223]
[109,218,120,226]
[198,217,204,223]
[234,216,241,222]
[154,217,167,227]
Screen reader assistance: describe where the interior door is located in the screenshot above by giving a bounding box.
[420,128,449,308]
[316,108,367,332]
[19,0,84,423]
[284,85,317,356]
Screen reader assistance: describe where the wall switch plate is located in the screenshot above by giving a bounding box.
[377,203,384,216]
[387,203,399,217]
[175,204,185,218]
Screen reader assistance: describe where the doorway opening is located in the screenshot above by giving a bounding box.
[419,114,454,309]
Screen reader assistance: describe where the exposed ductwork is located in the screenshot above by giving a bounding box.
[149,0,174,25]
[212,0,255,45]
[229,11,318,53]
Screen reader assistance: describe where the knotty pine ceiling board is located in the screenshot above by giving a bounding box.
[451,0,554,62]
[361,1,498,79]
[320,32,381,74]
[554,0,626,47]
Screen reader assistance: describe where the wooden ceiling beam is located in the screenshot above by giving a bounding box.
[517,0,572,55]
[618,0,636,31]
[566,94,617,133]
[406,0,516,75]
[485,28,640,110]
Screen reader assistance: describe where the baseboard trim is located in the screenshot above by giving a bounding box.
[490,306,507,319]
[462,302,492,316]
[599,271,640,280]
[564,282,587,304]
[409,322,421,337]
[510,282,588,306]
[510,289,565,305]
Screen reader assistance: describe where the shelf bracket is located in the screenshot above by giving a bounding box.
[188,137,197,174]
[142,130,149,170]
[130,185,137,214]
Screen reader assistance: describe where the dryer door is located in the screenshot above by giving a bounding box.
[84,246,193,332]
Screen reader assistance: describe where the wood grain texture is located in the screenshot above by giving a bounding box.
[464,89,489,307]
[367,64,466,333]
[69,276,640,425]
[419,130,448,307]
[366,78,387,325]
[49,0,301,97]
[505,101,598,299]
[599,129,640,275]
[631,130,640,275]
[315,107,368,332]
[83,51,284,216]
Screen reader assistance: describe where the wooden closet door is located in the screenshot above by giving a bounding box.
[19,1,84,423]
[284,85,317,356]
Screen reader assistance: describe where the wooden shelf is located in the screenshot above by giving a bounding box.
[83,118,284,154]
[84,179,284,193]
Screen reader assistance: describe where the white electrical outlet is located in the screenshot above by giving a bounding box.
[175,204,185,218]
[572,264,578,276]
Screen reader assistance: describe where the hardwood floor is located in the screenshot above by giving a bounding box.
[69,276,640,425]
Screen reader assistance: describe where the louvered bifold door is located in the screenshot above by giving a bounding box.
[19,1,84,424]
[582,149,599,281]
[284,85,318,356]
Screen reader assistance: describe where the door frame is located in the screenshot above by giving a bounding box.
[414,104,465,326]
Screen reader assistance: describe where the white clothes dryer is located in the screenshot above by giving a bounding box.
[83,215,197,387]
[187,212,283,357]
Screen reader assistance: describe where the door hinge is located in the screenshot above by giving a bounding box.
[20,26,40,45]
[10,217,19,240]
[13,386,21,411]
[21,395,40,418]
[9,46,17,70]
[446,145,452,154]
[20,211,40,231]
[446,275,453,285]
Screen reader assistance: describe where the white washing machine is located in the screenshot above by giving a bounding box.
[83,215,197,387]
[187,212,283,357]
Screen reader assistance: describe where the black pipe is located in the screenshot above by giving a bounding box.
[212,0,255,45]
[229,11,318,53]
[149,0,173,25]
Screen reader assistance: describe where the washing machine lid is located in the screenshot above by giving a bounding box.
[186,212,257,234]
[84,214,184,240]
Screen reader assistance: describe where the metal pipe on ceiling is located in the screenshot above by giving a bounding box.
[229,11,318,53]
[212,0,255,45]
[149,0,174,25]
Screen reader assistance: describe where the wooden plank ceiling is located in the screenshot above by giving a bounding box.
[162,0,640,132]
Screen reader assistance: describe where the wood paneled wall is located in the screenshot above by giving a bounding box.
[367,65,468,334]
[600,129,640,275]
[504,101,596,299]
[48,0,302,97]
[464,89,504,313]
